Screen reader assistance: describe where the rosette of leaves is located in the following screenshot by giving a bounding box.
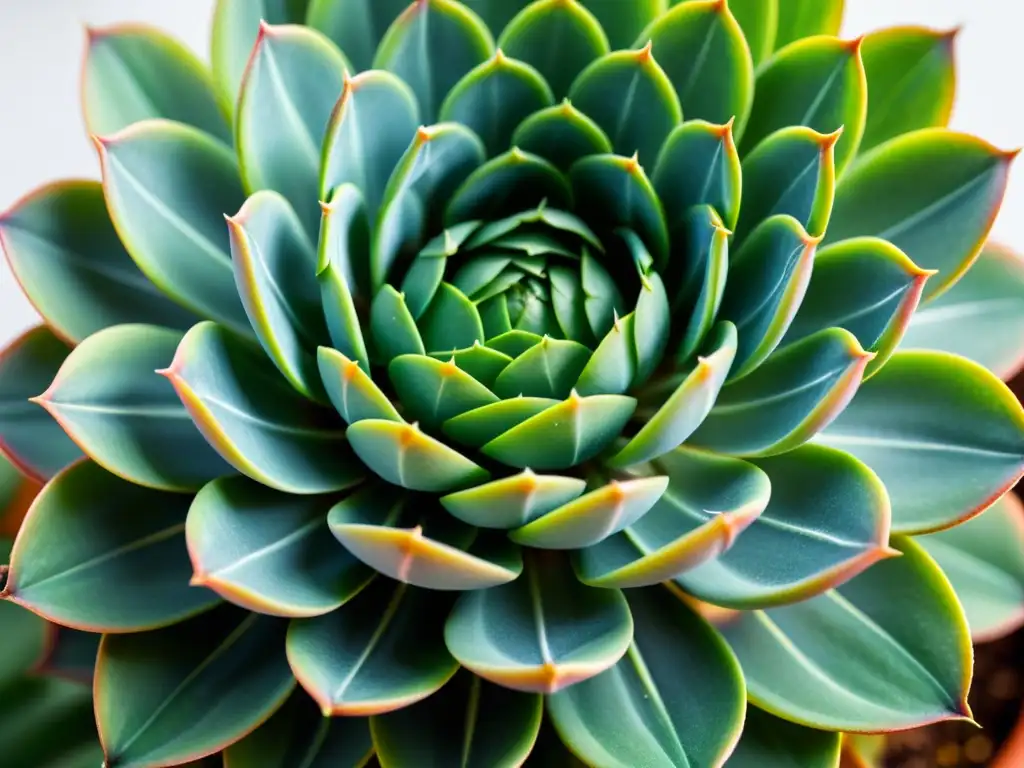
[2,1,1024,766]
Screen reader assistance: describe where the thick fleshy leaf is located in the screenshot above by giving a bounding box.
[318,347,402,424]
[784,237,933,377]
[722,536,972,731]
[95,120,250,335]
[609,322,736,467]
[816,350,1024,534]
[825,129,1014,301]
[577,447,770,589]
[389,354,497,430]
[445,552,632,693]
[512,101,612,172]
[548,586,745,768]
[735,126,838,244]
[630,249,671,388]
[210,0,311,114]
[644,0,754,133]
[373,0,495,123]
[96,605,295,767]
[237,24,349,238]
[419,283,488,352]
[33,324,233,491]
[33,626,101,686]
[83,24,230,142]
[742,36,866,175]
[440,50,554,156]
[372,669,542,768]
[719,215,816,380]
[860,26,958,154]
[459,0,533,36]
[3,460,217,632]
[372,124,486,290]
[320,70,420,224]
[497,0,607,101]
[673,207,730,358]
[568,47,681,166]
[429,342,512,388]
[511,476,669,550]
[287,579,458,715]
[443,396,559,448]
[574,313,636,396]
[677,444,892,609]
[162,322,362,495]
[481,391,636,470]
[441,470,587,529]
[224,687,372,768]
[346,419,489,492]
[653,119,742,233]
[725,705,842,768]
[446,149,571,224]
[187,476,371,618]
[691,328,872,457]
[772,0,844,52]
[370,285,426,362]
[0,326,82,480]
[902,242,1024,380]
[228,191,329,399]
[0,182,199,344]
[728,0,779,67]
[492,336,591,399]
[306,0,410,72]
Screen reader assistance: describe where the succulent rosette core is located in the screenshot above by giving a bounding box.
[2,1,1024,767]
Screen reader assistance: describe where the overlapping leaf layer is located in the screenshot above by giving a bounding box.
[2,1,1024,766]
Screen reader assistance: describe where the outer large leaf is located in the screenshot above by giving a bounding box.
[162,322,363,495]
[0,180,198,343]
[772,0,844,51]
[306,0,410,72]
[187,476,372,618]
[0,326,82,480]
[96,119,251,335]
[725,705,842,768]
[95,605,295,767]
[902,242,1024,380]
[3,460,217,632]
[816,350,1024,533]
[859,26,958,154]
[373,0,495,123]
[825,128,1014,301]
[33,324,233,491]
[721,536,972,732]
[371,670,543,767]
[83,24,231,142]
[548,587,744,768]
[287,579,458,715]
[676,444,893,609]
[917,492,1024,642]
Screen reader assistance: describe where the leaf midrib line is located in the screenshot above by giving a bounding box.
[331,583,408,701]
[815,431,1022,460]
[625,643,691,767]
[876,168,999,244]
[197,391,346,440]
[205,516,321,581]
[711,363,847,415]
[911,298,1024,326]
[260,42,321,178]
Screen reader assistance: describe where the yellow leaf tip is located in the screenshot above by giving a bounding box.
[636,40,654,64]
[189,573,207,587]
[843,34,866,56]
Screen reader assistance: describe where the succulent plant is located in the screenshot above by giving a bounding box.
[2,0,1024,766]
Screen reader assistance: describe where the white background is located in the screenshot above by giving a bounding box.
[0,1,1020,343]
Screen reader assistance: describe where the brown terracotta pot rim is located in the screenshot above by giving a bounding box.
[991,699,1024,768]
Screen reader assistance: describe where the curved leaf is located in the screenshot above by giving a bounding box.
[816,350,1024,534]
[187,476,372,618]
[287,579,458,715]
[772,0,844,52]
[445,552,632,693]
[446,149,571,224]
[673,207,730,358]
[728,0,779,67]
[318,347,402,424]
[574,313,636,396]
[512,101,612,172]
[441,470,587,529]
[583,0,665,50]
[162,322,363,495]
[4,460,217,632]
[96,605,295,767]
[492,336,591,400]
[32,626,101,686]
[459,0,533,37]
[419,282,488,352]
[389,353,498,430]
[429,341,513,387]
[725,705,842,768]
[306,0,410,72]
[443,396,559,448]
[370,285,426,362]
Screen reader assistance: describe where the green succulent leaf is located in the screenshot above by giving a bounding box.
[578,446,770,589]
[575,313,636,396]
[318,347,403,424]
[187,476,372,618]
[419,282,489,352]
[32,626,101,686]
[370,285,426,362]
[223,687,373,768]
[443,395,559,447]
[816,350,1024,534]
[902,242,1024,380]
[0,326,83,480]
[372,669,542,768]
[306,0,410,72]
[0,180,199,344]
[548,586,745,768]
[917,492,1024,642]
[441,470,587,529]
[3,460,218,633]
[742,35,866,175]
[373,0,495,123]
[445,551,633,693]
[725,705,842,768]
[585,0,665,50]
[727,0,779,67]
[512,101,613,172]
[287,578,458,715]
[860,26,958,154]
[163,322,363,495]
[96,119,251,336]
[429,342,513,387]
[447,149,572,224]
[491,336,590,399]
[825,128,1014,301]
[672,207,730,357]
[389,353,498,430]
[83,24,231,143]
[677,444,892,609]
[96,605,295,767]
[772,0,844,52]
[34,324,233,491]
[721,536,972,732]
[784,237,932,377]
